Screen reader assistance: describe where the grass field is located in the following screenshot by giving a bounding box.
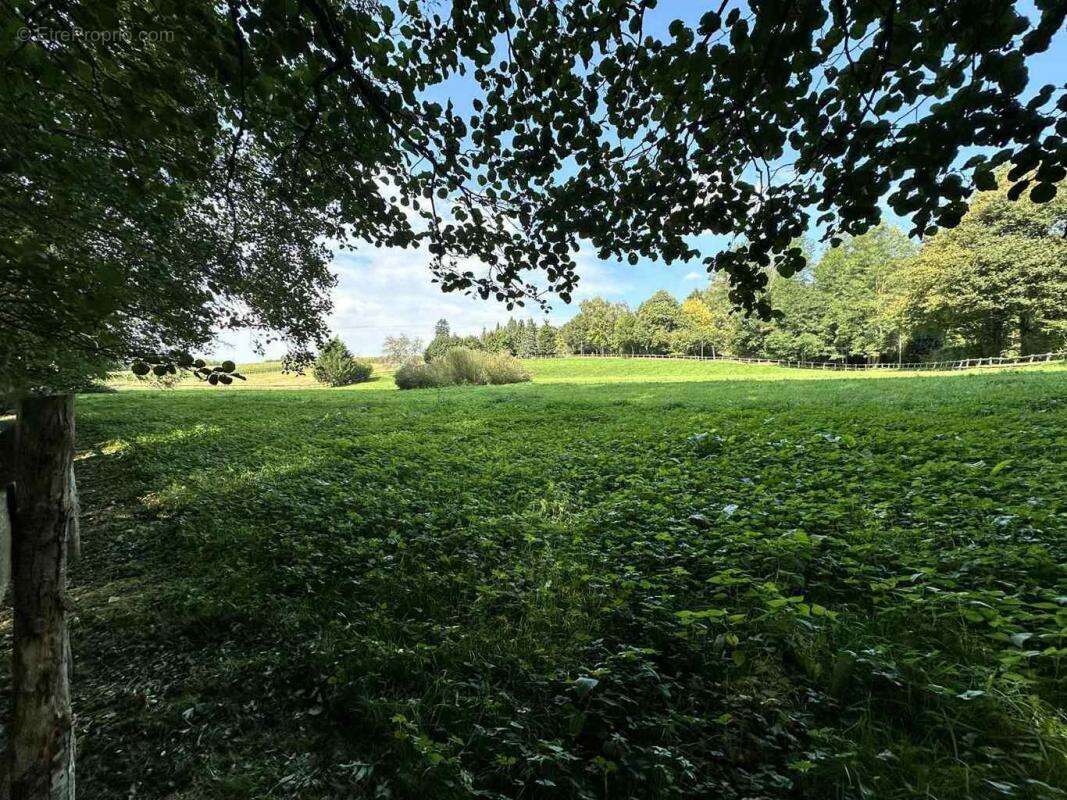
[107,355,1067,390]
[9,358,1067,798]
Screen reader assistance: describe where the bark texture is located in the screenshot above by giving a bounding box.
[6,394,76,800]
[65,466,79,565]
[1,486,10,601]
[1,422,12,597]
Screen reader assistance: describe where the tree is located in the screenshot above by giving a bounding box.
[793,333,827,361]
[635,291,681,354]
[397,0,1064,315]
[694,276,747,357]
[3,1,1064,793]
[537,323,561,356]
[517,320,539,357]
[813,224,917,361]
[611,309,641,355]
[899,176,1067,357]
[382,335,425,366]
[3,2,333,789]
[764,330,825,361]
[312,337,373,386]
[482,325,511,354]
[4,2,1064,368]
[767,273,823,340]
[425,319,461,361]
[677,294,723,357]
[731,314,775,358]
[560,315,591,355]
[763,239,825,349]
[425,332,481,361]
[576,299,623,355]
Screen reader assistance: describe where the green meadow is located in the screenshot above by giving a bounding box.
[16,358,1066,799]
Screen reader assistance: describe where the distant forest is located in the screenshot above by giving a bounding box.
[424,177,1065,364]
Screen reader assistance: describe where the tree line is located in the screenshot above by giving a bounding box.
[429,178,1064,364]
[422,318,565,361]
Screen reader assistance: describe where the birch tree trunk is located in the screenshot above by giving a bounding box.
[6,393,76,800]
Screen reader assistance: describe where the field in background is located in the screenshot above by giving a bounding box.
[107,359,398,391]
[107,355,1067,391]
[16,359,1067,798]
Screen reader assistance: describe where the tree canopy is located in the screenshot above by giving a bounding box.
[3,0,1065,391]
[553,174,1066,363]
[897,174,1067,356]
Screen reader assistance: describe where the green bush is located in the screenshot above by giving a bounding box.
[394,361,447,389]
[439,347,487,384]
[483,352,531,384]
[396,348,530,390]
[312,337,373,386]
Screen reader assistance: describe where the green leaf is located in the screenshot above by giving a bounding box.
[989,459,1014,476]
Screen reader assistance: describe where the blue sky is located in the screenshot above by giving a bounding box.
[217,2,1065,360]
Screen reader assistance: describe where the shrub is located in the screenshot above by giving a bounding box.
[394,361,447,390]
[483,352,531,384]
[395,348,530,390]
[312,337,373,386]
[439,347,487,384]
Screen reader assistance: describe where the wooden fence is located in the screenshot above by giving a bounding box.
[531,350,1067,372]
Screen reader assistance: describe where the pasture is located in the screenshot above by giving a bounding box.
[11,358,1066,799]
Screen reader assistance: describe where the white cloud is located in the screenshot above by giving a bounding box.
[328,246,526,354]
[683,271,704,281]
[213,243,633,359]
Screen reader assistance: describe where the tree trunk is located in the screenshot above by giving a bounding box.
[65,465,80,565]
[1018,313,1034,357]
[1,485,11,602]
[6,394,76,800]
[1,420,11,602]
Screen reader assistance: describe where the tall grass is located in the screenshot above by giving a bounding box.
[395,348,530,389]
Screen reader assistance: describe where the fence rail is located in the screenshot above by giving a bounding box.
[530,350,1067,372]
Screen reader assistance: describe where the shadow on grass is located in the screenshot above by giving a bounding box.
[30,367,1067,798]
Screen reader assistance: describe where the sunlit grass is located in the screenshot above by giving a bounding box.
[106,355,1067,391]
